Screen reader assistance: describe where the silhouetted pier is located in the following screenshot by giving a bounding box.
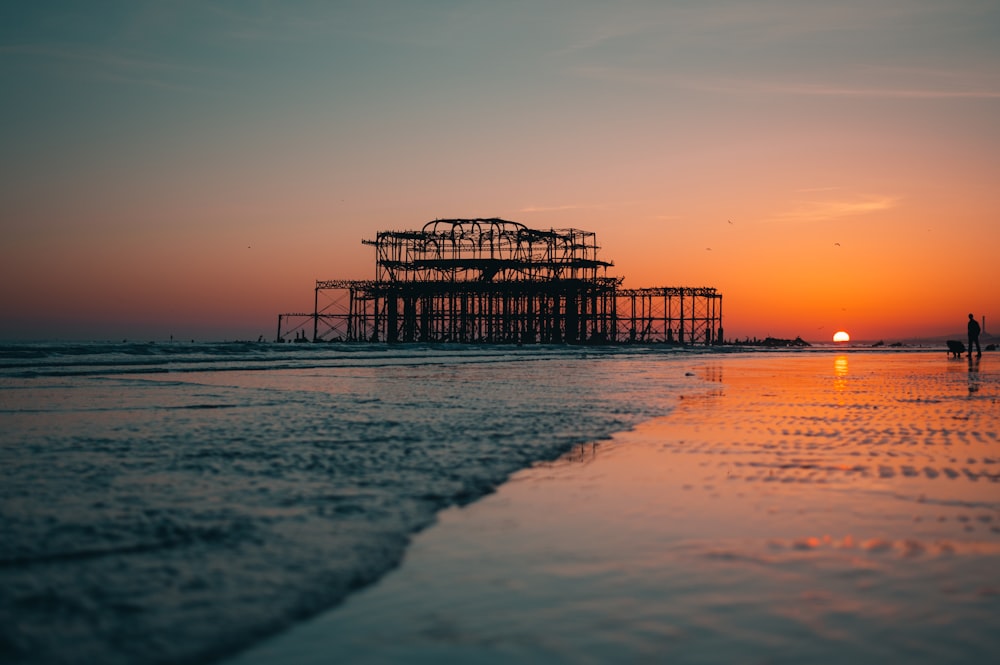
[277,219,722,345]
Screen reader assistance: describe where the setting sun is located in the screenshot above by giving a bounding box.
[833,331,851,343]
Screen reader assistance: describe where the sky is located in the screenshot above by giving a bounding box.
[1,0,998,343]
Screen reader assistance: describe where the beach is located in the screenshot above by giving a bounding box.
[226,351,999,664]
[2,346,997,664]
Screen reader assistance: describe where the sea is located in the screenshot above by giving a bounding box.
[0,341,722,665]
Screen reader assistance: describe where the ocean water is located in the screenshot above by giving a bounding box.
[0,342,712,665]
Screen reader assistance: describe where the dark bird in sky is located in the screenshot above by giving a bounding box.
[834,242,841,246]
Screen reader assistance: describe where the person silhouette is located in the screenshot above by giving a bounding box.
[967,313,981,357]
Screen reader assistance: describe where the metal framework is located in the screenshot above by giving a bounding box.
[277,218,723,345]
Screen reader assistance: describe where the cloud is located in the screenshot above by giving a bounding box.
[749,81,1000,100]
[2,44,204,73]
[573,66,1000,100]
[518,204,593,213]
[0,44,223,91]
[769,195,899,223]
[795,186,842,193]
[204,3,345,43]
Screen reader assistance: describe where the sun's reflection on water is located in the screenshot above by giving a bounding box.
[834,355,848,392]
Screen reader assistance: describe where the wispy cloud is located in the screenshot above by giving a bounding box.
[0,44,223,91]
[2,44,208,73]
[748,81,1000,100]
[203,3,342,43]
[518,204,594,213]
[795,186,842,193]
[769,194,899,223]
[85,70,205,94]
[574,66,1000,100]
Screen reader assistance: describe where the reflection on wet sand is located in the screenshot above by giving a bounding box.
[968,354,981,393]
[834,354,848,391]
[227,352,999,665]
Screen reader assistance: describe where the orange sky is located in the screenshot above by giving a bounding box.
[1,2,997,342]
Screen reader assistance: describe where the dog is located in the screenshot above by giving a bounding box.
[946,340,966,358]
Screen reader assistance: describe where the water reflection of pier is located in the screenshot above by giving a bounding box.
[277,218,723,345]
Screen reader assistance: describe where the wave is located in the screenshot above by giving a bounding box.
[0,340,729,379]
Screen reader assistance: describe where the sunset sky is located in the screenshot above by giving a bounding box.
[1,1,997,342]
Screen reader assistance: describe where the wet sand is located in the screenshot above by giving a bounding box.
[226,351,999,664]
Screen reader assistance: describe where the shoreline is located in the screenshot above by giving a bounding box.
[224,351,999,664]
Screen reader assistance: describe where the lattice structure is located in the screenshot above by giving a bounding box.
[276,218,723,345]
[616,287,724,345]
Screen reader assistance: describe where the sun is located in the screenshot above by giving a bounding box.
[833,331,850,343]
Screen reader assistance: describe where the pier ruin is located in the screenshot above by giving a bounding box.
[277,218,723,345]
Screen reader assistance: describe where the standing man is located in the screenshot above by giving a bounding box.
[967,313,982,357]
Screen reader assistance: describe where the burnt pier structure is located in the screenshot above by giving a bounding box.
[277,218,722,345]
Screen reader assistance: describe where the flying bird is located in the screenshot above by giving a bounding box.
[834,242,841,246]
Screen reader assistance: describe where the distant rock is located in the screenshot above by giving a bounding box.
[760,336,811,348]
